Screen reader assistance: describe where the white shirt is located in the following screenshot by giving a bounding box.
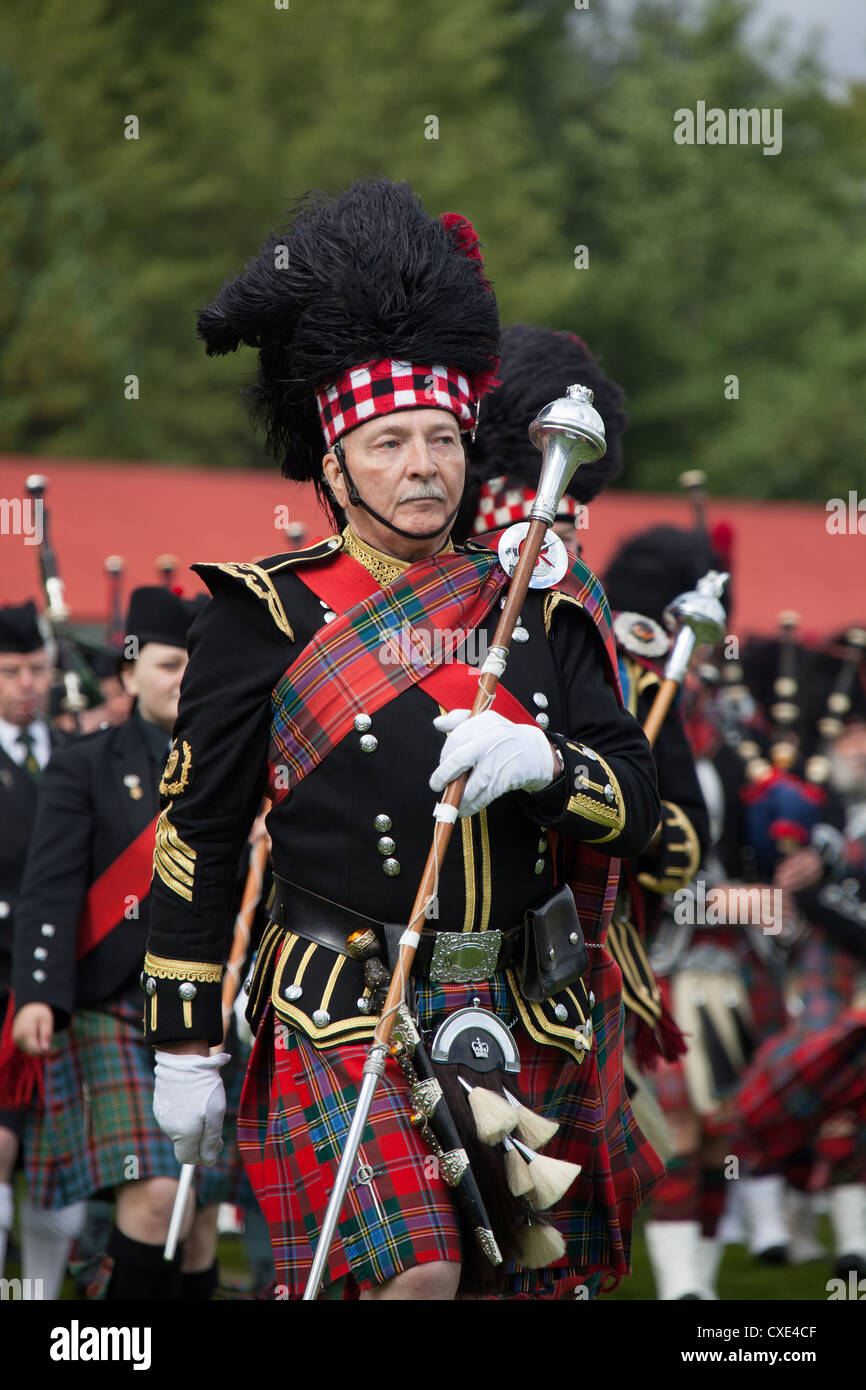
[0,715,52,771]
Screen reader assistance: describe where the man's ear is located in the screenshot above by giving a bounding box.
[322,451,348,510]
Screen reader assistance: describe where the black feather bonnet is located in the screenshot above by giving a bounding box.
[603,525,729,625]
[467,324,627,504]
[197,177,501,494]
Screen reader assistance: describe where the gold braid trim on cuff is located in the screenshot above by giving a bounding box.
[143,952,222,984]
[153,808,196,902]
[637,800,702,893]
[564,741,626,844]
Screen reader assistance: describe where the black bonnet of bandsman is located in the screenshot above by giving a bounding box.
[124,587,198,652]
[603,525,729,626]
[468,324,627,502]
[0,600,45,654]
[83,644,123,680]
[195,177,501,508]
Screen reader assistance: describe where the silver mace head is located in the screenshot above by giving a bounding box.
[663,570,730,684]
[528,384,606,525]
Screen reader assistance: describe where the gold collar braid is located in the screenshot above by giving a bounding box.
[341,527,453,587]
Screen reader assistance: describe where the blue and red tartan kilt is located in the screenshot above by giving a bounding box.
[237,946,663,1297]
[787,932,860,1029]
[24,996,252,1210]
[735,1008,866,1169]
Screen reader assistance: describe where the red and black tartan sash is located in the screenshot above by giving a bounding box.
[266,538,623,951]
[268,535,620,804]
[268,548,509,801]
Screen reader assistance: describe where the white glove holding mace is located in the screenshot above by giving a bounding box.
[429,708,557,818]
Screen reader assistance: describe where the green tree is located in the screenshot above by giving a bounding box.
[2,0,864,499]
[529,0,866,498]
[0,64,133,456]
[0,0,573,469]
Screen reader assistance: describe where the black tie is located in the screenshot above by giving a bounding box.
[17,730,41,780]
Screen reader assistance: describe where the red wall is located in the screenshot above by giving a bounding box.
[1,455,863,641]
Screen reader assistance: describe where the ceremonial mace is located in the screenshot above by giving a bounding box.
[164,810,273,1261]
[642,571,729,750]
[302,384,606,1300]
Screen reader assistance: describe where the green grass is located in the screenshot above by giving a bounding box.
[7,1209,840,1300]
[606,1214,839,1301]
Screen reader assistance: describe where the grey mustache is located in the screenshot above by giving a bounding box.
[399,484,446,502]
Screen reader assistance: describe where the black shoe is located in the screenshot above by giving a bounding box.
[834,1254,866,1281]
[755,1244,788,1265]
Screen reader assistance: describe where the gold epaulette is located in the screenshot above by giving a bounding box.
[191,537,346,641]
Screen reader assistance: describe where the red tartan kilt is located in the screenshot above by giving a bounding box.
[237,946,663,1296]
[238,1007,461,1297]
[736,1009,866,1168]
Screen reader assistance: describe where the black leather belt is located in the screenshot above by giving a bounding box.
[271,875,524,980]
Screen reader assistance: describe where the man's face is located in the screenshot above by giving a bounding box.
[122,643,188,731]
[0,649,53,727]
[322,408,465,557]
[831,721,866,797]
[99,674,134,726]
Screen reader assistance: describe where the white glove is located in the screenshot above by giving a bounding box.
[429,709,557,818]
[153,1050,230,1166]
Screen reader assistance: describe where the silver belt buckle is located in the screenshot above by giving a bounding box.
[429,931,503,983]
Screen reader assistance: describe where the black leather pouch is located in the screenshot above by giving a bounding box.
[520,883,589,1002]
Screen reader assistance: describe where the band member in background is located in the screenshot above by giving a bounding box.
[465,344,711,1293]
[0,600,78,1292]
[735,629,866,1280]
[9,587,243,1300]
[603,526,755,1299]
[453,322,626,552]
[78,645,134,732]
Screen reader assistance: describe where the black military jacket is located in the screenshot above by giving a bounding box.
[797,869,866,963]
[0,727,66,997]
[621,656,710,896]
[603,649,710,1032]
[12,714,165,1026]
[143,534,661,1047]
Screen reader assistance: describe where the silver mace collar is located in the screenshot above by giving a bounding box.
[528,384,606,525]
[663,570,730,685]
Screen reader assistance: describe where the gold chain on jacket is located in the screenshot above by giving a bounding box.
[341,526,454,587]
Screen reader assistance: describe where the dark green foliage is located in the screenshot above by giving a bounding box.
[1,0,862,497]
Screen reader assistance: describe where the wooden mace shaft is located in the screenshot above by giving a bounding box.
[641,676,681,751]
[220,819,271,1048]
